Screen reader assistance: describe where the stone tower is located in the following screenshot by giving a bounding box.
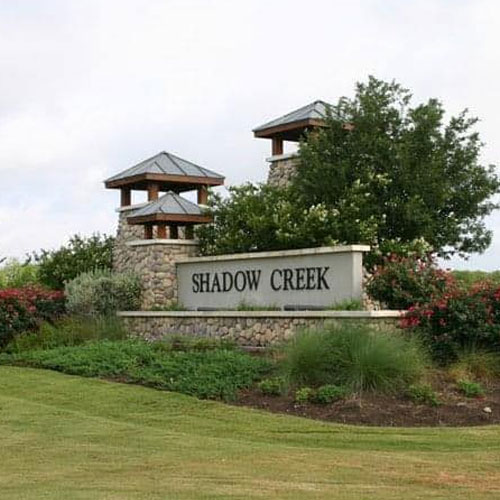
[253,100,331,187]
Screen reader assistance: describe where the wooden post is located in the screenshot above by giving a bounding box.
[144,225,153,240]
[148,182,159,201]
[157,223,167,239]
[120,188,131,207]
[185,225,194,239]
[197,185,208,205]
[170,225,179,239]
[272,137,283,156]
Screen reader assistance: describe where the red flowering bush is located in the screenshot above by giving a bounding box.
[401,282,500,364]
[366,253,455,310]
[0,287,65,348]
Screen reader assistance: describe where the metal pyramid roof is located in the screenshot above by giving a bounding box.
[253,100,333,133]
[128,191,204,218]
[105,151,224,184]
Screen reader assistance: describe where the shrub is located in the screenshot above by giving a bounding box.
[0,259,40,289]
[313,385,348,404]
[401,282,500,364]
[453,270,500,289]
[283,323,426,394]
[294,387,314,404]
[0,340,272,401]
[6,315,127,352]
[65,270,141,316]
[258,376,287,396]
[0,287,65,349]
[31,233,114,290]
[329,299,363,311]
[407,384,441,407]
[457,379,485,398]
[448,350,500,383]
[366,253,455,310]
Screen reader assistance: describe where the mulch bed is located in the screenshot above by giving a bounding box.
[235,378,500,427]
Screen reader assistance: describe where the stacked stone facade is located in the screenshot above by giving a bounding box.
[267,155,300,187]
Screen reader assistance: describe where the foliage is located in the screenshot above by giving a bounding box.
[31,233,114,290]
[294,386,315,404]
[448,350,500,383]
[329,298,363,311]
[0,287,65,349]
[401,281,500,364]
[0,259,40,289]
[196,184,345,255]
[6,315,127,353]
[258,376,288,396]
[282,323,426,393]
[1,340,272,401]
[453,270,500,289]
[407,384,441,407]
[65,269,141,316]
[313,384,348,404]
[457,379,485,398]
[294,76,499,258]
[366,253,455,309]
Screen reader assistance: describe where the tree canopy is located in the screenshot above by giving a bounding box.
[198,77,499,258]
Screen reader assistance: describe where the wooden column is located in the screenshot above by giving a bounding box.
[185,225,194,239]
[148,182,159,201]
[120,188,131,207]
[272,137,283,156]
[144,225,153,240]
[157,223,167,239]
[170,225,179,239]
[197,185,208,205]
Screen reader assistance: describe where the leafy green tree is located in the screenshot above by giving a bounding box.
[31,234,114,290]
[295,76,499,257]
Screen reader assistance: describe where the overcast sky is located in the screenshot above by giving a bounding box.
[0,0,498,269]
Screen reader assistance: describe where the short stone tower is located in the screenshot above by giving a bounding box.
[253,100,331,187]
[104,151,224,309]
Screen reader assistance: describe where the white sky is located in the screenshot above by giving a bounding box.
[0,0,498,269]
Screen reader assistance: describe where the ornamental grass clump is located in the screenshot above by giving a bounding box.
[283,323,427,394]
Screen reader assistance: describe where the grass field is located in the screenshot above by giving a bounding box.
[1,366,499,499]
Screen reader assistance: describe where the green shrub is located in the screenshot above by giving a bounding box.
[457,379,485,398]
[329,299,363,311]
[283,323,426,394]
[157,335,236,352]
[294,387,314,404]
[407,384,441,407]
[313,384,348,404]
[32,233,114,290]
[0,340,272,401]
[453,270,500,289]
[258,376,287,396]
[449,350,500,382]
[65,270,141,316]
[0,259,40,289]
[6,315,127,352]
[401,282,500,364]
[366,254,455,310]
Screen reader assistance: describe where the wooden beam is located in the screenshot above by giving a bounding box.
[120,188,131,207]
[272,137,283,156]
[148,182,159,201]
[170,225,179,239]
[128,213,213,225]
[197,185,208,205]
[144,225,153,240]
[253,118,327,139]
[105,173,225,190]
[157,224,167,239]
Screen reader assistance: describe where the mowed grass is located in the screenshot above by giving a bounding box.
[1,367,499,500]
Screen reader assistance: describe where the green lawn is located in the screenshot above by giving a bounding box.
[1,366,499,499]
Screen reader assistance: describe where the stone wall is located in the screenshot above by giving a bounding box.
[119,310,401,347]
[267,154,300,187]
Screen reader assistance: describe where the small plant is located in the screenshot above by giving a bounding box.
[236,302,279,311]
[294,387,315,404]
[313,385,348,404]
[150,302,186,311]
[329,299,363,311]
[457,379,485,398]
[407,384,441,407]
[449,350,500,383]
[258,376,287,396]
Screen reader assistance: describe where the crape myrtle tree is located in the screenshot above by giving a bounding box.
[296,76,499,258]
[197,77,499,258]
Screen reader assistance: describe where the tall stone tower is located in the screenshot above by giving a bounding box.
[253,100,331,187]
[104,151,224,309]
